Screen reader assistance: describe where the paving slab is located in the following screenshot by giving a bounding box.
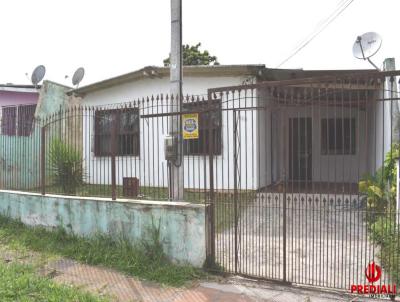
[43,259,397,302]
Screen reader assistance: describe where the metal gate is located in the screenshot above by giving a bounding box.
[205,70,400,291]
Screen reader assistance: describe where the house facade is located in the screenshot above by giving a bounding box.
[69,63,399,197]
[70,65,263,193]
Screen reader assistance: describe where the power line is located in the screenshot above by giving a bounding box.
[276,0,355,68]
[288,0,350,54]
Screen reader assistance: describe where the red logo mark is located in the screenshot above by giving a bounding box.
[365,261,382,283]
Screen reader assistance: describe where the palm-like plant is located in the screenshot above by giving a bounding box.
[359,143,399,213]
[48,139,85,195]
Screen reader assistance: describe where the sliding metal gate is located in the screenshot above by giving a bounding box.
[205,71,400,291]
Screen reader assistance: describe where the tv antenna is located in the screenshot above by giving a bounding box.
[72,67,85,88]
[30,65,46,87]
[352,32,382,70]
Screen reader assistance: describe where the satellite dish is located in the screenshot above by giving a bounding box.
[352,32,382,70]
[72,67,85,87]
[31,65,46,86]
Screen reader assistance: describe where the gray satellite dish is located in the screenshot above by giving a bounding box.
[72,67,85,87]
[352,32,382,70]
[31,65,46,86]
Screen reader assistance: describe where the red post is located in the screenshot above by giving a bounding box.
[111,114,117,200]
[40,126,46,195]
[207,90,215,266]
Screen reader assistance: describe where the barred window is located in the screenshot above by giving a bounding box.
[321,118,356,155]
[94,108,140,156]
[1,104,36,136]
[18,105,37,136]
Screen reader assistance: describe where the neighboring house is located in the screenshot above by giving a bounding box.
[0,81,73,190]
[0,85,39,137]
[68,62,399,196]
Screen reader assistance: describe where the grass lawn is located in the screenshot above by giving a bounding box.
[0,215,205,287]
[0,262,109,302]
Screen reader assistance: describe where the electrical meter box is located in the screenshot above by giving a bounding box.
[164,135,177,161]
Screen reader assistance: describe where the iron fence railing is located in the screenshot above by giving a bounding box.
[204,71,400,292]
[0,96,217,203]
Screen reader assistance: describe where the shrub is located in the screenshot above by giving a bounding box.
[359,143,398,213]
[360,144,400,285]
[369,216,400,285]
[48,139,85,195]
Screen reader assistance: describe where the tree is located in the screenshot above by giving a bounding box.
[163,43,220,66]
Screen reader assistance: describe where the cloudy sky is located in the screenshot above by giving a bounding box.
[0,0,398,87]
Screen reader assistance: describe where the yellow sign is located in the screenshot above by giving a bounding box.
[182,113,199,140]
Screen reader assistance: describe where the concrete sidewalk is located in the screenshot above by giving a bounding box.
[42,259,394,302]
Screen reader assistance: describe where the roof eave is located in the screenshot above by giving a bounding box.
[68,65,266,96]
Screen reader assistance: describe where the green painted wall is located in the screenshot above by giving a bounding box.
[0,128,41,189]
[0,190,206,267]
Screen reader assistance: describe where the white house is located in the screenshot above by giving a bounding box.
[68,63,399,198]
[69,65,264,194]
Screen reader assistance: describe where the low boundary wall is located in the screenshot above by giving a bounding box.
[0,190,205,267]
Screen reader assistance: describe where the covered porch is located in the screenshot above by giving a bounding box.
[257,74,394,195]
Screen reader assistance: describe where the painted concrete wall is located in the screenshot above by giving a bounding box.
[0,129,41,189]
[0,90,38,107]
[0,190,206,267]
[81,76,250,106]
[81,75,259,190]
[35,81,74,119]
[257,88,273,189]
[367,59,399,174]
[0,92,39,186]
[0,88,41,189]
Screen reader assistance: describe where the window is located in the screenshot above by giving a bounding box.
[1,107,16,136]
[18,105,36,136]
[94,108,140,156]
[1,104,36,136]
[321,118,356,155]
[183,100,222,155]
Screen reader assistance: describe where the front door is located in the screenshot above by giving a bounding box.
[289,118,312,181]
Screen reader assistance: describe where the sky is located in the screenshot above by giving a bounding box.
[0,0,399,87]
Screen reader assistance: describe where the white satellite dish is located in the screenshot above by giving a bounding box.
[72,67,85,87]
[31,65,46,86]
[352,32,382,70]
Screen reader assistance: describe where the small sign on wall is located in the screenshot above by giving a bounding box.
[182,113,199,140]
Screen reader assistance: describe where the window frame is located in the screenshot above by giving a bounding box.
[321,117,356,155]
[94,107,140,157]
[17,104,37,136]
[0,104,36,137]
